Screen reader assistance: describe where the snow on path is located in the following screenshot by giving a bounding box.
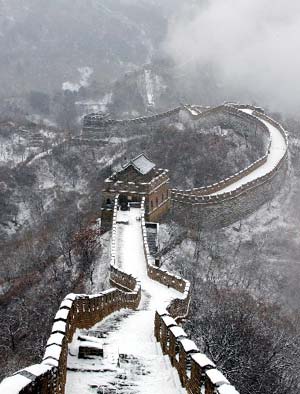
[211,109,287,195]
[116,208,181,310]
[66,208,184,394]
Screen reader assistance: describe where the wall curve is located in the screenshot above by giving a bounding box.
[170,104,288,229]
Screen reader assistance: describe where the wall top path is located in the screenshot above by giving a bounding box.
[85,101,287,206]
[172,104,288,204]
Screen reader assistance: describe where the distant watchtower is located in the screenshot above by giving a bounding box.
[101,154,170,229]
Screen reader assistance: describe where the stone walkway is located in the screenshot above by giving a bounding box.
[65,208,184,394]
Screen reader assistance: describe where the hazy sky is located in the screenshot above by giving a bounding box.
[164,0,300,113]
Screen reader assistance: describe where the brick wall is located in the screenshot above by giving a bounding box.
[0,195,141,394]
[170,105,288,230]
[143,206,239,393]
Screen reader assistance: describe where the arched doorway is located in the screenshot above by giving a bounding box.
[118,194,129,211]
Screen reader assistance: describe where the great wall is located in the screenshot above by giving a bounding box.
[0,103,288,393]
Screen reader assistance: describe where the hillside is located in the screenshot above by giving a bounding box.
[0,107,267,380]
[0,0,179,98]
[0,2,300,393]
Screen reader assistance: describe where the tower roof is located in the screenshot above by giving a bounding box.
[122,153,156,175]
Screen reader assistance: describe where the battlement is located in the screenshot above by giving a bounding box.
[1,195,239,394]
[0,196,141,394]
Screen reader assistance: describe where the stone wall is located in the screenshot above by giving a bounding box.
[154,309,239,394]
[170,105,288,230]
[173,154,268,197]
[147,198,171,223]
[102,169,171,225]
[83,106,182,130]
[103,169,170,196]
[141,198,191,319]
[1,195,241,394]
[174,105,271,196]
[99,103,286,231]
[141,198,239,393]
[0,196,141,394]
[171,158,287,230]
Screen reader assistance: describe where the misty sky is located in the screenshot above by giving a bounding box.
[164,0,300,113]
[0,0,299,115]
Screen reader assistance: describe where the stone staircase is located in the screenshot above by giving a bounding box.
[66,302,185,394]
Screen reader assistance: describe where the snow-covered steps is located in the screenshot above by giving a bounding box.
[66,208,184,394]
[66,307,185,394]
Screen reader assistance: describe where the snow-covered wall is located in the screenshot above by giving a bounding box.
[1,196,241,394]
[141,198,191,318]
[0,196,141,394]
[83,106,182,129]
[85,102,288,232]
[171,105,288,230]
[140,198,239,393]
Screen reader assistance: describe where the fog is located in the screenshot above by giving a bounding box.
[164,0,300,113]
[2,1,299,114]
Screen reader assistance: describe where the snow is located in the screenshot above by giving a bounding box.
[174,122,185,131]
[191,353,215,368]
[169,326,187,338]
[206,369,229,385]
[47,333,65,347]
[115,208,183,309]
[23,364,53,376]
[79,342,103,350]
[26,149,52,166]
[54,308,70,321]
[62,67,93,92]
[0,374,31,393]
[241,109,253,115]
[39,126,57,135]
[51,321,67,334]
[66,293,78,301]
[144,69,155,106]
[162,315,177,327]
[42,358,59,367]
[66,207,185,394]
[211,109,287,195]
[78,335,103,345]
[156,306,169,316]
[0,135,30,167]
[43,344,62,361]
[217,384,240,394]
[89,229,111,293]
[185,106,199,116]
[122,153,155,175]
[179,338,198,353]
[60,299,73,309]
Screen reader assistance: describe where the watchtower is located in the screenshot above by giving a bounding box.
[101,153,170,230]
